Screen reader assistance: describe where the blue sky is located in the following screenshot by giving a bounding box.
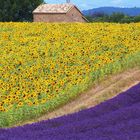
[44,0,140,10]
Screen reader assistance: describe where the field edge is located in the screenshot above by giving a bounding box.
[8,67,140,128]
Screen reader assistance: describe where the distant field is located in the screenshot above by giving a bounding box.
[0,23,140,127]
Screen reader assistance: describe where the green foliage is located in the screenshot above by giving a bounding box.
[85,16,93,22]
[109,12,125,23]
[87,12,140,23]
[120,16,134,23]
[0,0,44,21]
[134,15,140,22]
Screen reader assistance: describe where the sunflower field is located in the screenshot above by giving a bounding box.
[0,22,140,127]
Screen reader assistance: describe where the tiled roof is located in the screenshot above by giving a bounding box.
[33,3,75,13]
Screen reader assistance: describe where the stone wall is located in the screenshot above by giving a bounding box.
[33,13,69,22]
[33,7,87,23]
[67,7,87,22]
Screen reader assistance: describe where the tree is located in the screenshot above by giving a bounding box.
[120,16,134,23]
[88,12,109,23]
[109,12,125,23]
[0,0,44,22]
[85,16,93,22]
[134,15,140,22]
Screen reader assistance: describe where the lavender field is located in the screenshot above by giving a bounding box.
[0,83,140,140]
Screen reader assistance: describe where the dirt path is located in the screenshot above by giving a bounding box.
[15,68,140,127]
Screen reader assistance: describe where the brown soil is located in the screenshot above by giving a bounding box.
[14,68,140,127]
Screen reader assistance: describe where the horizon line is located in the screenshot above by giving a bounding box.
[82,6,140,11]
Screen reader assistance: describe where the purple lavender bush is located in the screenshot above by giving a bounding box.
[0,83,140,140]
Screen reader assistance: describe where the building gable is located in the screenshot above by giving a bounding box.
[33,3,88,23]
[67,6,89,22]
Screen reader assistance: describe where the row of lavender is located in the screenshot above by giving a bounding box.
[0,83,140,140]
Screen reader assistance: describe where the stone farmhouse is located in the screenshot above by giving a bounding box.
[32,2,88,23]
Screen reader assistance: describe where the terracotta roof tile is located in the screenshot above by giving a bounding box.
[33,3,74,13]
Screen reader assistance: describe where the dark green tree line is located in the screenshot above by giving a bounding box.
[0,0,44,22]
[85,12,140,23]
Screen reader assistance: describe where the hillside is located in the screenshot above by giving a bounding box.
[83,7,140,16]
[1,23,140,128]
[1,83,140,140]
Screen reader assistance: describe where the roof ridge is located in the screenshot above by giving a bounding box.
[33,3,75,14]
[38,3,74,6]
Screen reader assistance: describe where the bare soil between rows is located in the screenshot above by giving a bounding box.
[14,68,140,127]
